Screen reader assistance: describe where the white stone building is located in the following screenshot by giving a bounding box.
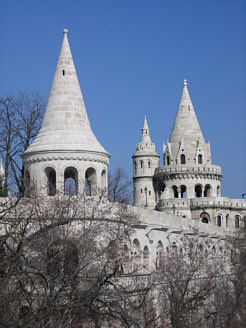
[14,30,246,269]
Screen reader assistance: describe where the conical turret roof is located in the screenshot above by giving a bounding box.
[24,29,109,156]
[170,80,205,144]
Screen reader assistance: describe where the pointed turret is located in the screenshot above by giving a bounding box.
[170,79,205,145]
[24,29,109,156]
[132,117,159,208]
[22,30,110,196]
[164,80,210,165]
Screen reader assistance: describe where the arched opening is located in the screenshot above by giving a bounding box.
[172,185,178,198]
[217,185,220,196]
[180,185,187,198]
[157,182,166,199]
[132,239,141,271]
[101,169,106,191]
[45,167,56,196]
[166,156,170,165]
[235,216,240,229]
[180,154,186,164]
[47,240,79,277]
[64,167,78,195]
[148,161,151,168]
[195,184,202,198]
[217,215,222,227]
[204,184,211,197]
[200,212,210,224]
[24,170,31,197]
[143,246,149,269]
[198,154,202,164]
[85,168,97,196]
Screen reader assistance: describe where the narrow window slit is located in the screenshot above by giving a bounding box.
[63,70,65,75]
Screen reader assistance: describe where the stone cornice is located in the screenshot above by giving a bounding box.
[22,150,110,165]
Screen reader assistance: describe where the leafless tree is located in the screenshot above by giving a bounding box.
[0,92,45,195]
[0,191,143,327]
[108,167,132,205]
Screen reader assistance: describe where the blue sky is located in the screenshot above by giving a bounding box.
[0,0,245,198]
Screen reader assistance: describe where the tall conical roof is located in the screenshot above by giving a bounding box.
[24,29,109,156]
[170,80,205,144]
[134,116,159,156]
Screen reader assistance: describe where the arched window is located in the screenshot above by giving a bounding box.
[45,167,56,196]
[180,154,186,164]
[235,216,240,229]
[204,184,211,197]
[148,161,151,168]
[85,168,97,196]
[180,185,187,198]
[132,239,141,271]
[217,185,220,196]
[200,212,210,224]
[198,154,202,164]
[64,167,78,195]
[166,156,170,165]
[157,182,166,199]
[172,185,178,198]
[101,169,106,190]
[47,240,79,277]
[195,185,202,198]
[217,215,222,227]
[143,246,149,269]
[140,161,143,169]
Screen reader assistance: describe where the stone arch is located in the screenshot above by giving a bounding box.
[101,169,106,190]
[132,238,141,271]
[180,185,187,198]
[204,184,212,197]
[85,167,97,196]
[180,154,186,164]
[64,167,78,195]
[143,245,149,269]
[47,239,79,277]
[217,214,222,227]
[235,215,240,229]
[157,182,166,200]
[198,154,203,164]
[45,167,56,196]
[195,184,202,198]
[200,212,210,224]
[172,185,178,198]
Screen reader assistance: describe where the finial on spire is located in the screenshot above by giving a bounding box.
[63,29,68,35]
[183,79,187,87]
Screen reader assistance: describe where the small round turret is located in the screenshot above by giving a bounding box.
[132,117,159,208]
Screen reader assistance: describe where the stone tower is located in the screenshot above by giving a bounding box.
[154,80,223,210]
[132,116,159,209]
[22,30,110,196]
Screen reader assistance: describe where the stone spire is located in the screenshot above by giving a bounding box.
[24,29,109,156]
[136,116,157,154]
[167,80,210,163]
[170,79,205,144]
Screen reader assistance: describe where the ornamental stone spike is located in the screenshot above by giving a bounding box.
[23,29,109,156]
